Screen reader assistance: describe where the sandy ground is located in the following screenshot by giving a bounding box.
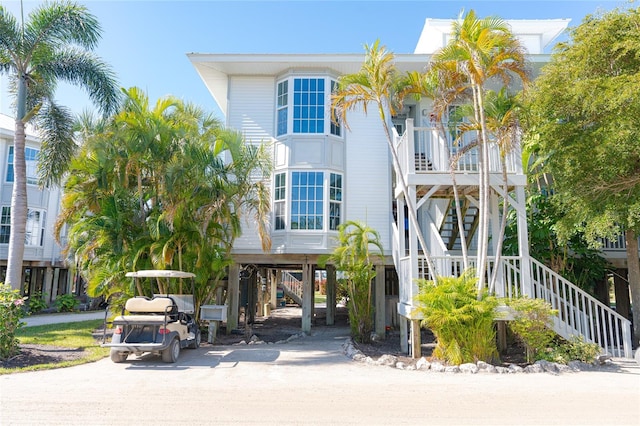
[2,309,639,426]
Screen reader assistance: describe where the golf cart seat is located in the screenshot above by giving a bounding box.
[124,296,179,320]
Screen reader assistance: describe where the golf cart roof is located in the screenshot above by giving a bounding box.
[125,270,196,279]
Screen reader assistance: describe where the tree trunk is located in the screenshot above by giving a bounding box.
[6,117,28,291]
[624,229,640,347]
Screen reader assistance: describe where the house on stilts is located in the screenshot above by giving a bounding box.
[188,17,634,358]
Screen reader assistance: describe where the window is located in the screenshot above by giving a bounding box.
[293,78,324,134]
[276,77,340,136]
[7,146,39,185]
[0,206,45,246]
[329,173,342,230]
[274,173,286,230]
[277,81,288,136]
[330,80,341,136]
[291,171,323,230]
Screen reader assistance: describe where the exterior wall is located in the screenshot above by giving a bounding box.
[0,115,68,297]
[343,108,392,255]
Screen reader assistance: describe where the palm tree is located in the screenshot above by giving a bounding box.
[321,220,384,342]
[429,10,528,293]
[0,1,119,289]
[332,40,438,282]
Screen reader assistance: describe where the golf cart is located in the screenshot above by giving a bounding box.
[102,270,201,363]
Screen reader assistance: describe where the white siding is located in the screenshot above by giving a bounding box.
[344,108,392,254]
[228,76,275,143]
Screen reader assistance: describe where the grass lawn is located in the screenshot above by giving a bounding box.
[0,319,108,374]
[314,294,327,304]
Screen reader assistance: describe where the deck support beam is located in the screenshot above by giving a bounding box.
[326,265,336,326]
[375,265,385,340]
[410,319,421,359]
[301,262,314,333]
[227,263,240,333]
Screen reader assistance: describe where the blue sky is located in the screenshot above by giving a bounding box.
[0,0,630,120]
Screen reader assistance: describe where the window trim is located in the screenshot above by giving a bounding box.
[6,146,40,186]
[275,76,342,138]
[0,206,46,246]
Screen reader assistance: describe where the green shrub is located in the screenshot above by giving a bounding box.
[26,292,48,314]
[542,335,602,364]
[54,294,78,313]
[0,283,26,360]
[507,297,557,363]
[414,270,499,365]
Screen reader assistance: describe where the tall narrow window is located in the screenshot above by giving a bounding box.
[293,78,324,134]
[291,171,323,230]
[0,206,45,246]
[277,80,288,136]
[7,146,39,185]
[274,173,286,230]
[0,207,10,244]
[330,80,341,136]
[329,173,342,230]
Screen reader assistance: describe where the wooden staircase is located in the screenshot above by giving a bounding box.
[439,199,479,251]
[281,271,303,306]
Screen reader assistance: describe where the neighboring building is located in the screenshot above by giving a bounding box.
[0,114,71,303]
[189,18,634,357]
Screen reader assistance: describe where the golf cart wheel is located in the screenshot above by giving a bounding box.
[110,349,128,363]
[189,329,201,349]
[162,338,180,363]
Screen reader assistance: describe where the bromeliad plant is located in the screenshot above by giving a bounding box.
[414,270,499,365]
[320,221,384,343]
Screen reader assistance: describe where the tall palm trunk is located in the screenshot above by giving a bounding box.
[474,83,492,297]
[6,77,30,291]
[7,118,28,291]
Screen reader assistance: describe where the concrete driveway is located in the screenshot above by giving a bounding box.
[2,322,639,426]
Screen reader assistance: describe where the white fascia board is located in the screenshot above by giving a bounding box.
[187,53,431,116]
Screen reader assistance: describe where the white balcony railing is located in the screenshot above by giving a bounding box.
[394,119,522,177]
[395,253,633,358]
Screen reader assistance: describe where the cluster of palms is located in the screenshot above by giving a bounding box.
[0,2,271,313]
[57,88,271,312]
[332,10,527,295]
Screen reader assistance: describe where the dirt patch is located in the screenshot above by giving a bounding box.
[1,344,87,369]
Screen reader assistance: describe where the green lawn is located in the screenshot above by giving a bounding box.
[314,294,327,304]
[0,319,108,374]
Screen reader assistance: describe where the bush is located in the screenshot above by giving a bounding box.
[542,335,602,364]
[54,294,78,313]
[414,271,499,365]
[26,292,48,314]
[507,297,557,363]
[0,283,26,360]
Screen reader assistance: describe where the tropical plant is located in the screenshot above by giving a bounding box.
[332,40,438,283]
[524,6,640,345]
[428,10,528,294]
[320,220,384,343]
[26,292,48,314]
[56,88,272,316]
[507,297,557,363]
[0,1,119,290]
[0,283,26,359]
[54,294,78,313]
[414,270,499,364]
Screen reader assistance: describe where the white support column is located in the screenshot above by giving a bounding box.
[516,186,532,297]
[400,316,409,354]
[375,265,385,340]
[326,265,336,326]
[301,263,314,333]
[227,264,240,333]
[490,191,505,296]
[270,269,278,309]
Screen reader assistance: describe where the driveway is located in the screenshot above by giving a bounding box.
[1,324,639,426]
